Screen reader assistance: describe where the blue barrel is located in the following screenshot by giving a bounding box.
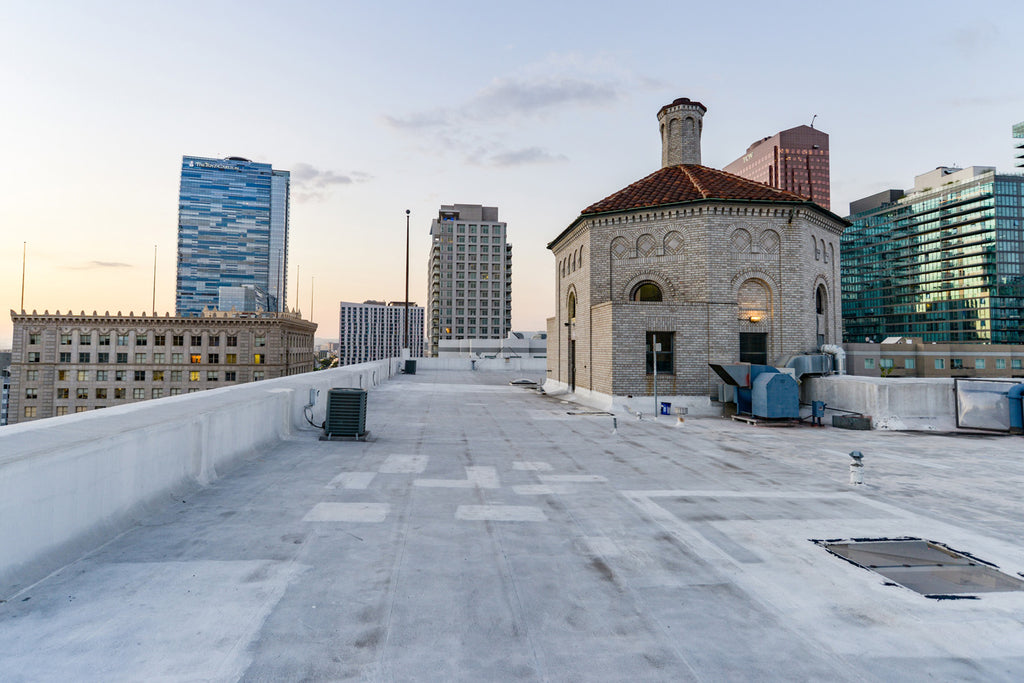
[1009,384,1024,434]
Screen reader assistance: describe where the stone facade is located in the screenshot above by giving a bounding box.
[8,309,316,424]
[547,100,847,401]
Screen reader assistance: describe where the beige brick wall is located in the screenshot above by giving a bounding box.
[548,201,844,398]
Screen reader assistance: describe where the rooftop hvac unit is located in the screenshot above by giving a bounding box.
[324,388,367,439]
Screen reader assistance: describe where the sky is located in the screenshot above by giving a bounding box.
[1,0,1022,348]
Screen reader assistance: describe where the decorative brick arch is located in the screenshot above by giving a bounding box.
[610,236,630,260]
[812,274,831,312]
[729,227,752,253]
[737,278,772,321]
[729,267,779,296]
[636,233,657,257]
[565,284,578,322]
[664,230,684,255]
[759,229,780,254]
[619,269,679,302]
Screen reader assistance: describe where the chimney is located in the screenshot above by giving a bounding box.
[658,98,707,167]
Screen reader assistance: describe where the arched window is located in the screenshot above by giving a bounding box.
[632,282,663,302]
[567,291,576,323]
[815,285,826,315]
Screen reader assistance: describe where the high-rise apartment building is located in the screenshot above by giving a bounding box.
[7,310,316,424]
[176,156,290,317]
[723,125,830,210]
[338,300,424,366]
[1014,121,1024,168]
[427,205,512,356]
[842,166,1024,344]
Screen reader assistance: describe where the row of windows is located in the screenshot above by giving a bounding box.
[20,375,269,419]
[438,223,504,236]
[24,370,242,394]
[25,352,267,364]
[23,367,247,386]
[29,333,261,347]
[863,357,1023,370]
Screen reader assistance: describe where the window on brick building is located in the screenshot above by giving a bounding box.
[645,331,674,374]
[740,333,768,365]
[632,282,663,302]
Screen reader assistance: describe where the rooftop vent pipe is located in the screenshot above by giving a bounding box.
[820,344,846,375]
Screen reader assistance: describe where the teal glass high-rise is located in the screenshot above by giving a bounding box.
[842,166,1024,343]
[176,156,290,317]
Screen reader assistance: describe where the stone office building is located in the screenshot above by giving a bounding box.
[7,309,316,424]
[546,98,848,407]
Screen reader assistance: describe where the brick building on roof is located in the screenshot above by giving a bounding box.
[545,98,848,410]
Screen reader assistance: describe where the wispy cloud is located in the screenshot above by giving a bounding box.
[382,55,655,166]
[291,163,372,202]
[384,76,621,131]
[65,260,133,270]
[484,147,568,167]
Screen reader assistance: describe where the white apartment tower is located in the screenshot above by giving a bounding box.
[427,204,512,356]
[338,300,424,366]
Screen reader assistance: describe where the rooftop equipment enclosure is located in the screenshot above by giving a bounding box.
[325,388,368,438]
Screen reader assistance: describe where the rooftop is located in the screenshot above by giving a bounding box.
[2,369,1024,680]
[580,164,810,216]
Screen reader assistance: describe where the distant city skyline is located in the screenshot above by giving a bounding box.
[3,1,1022,347]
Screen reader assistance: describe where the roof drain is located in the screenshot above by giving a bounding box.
[813,537,1024,599]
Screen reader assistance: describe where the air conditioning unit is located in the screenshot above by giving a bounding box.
[324,388,367,439]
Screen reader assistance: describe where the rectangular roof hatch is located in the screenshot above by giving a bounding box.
[815,537,1024,598]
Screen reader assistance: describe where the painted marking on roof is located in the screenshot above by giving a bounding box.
[379,454,429,473]
[303,503,389,523]
[415,466,499,489]
[513,484,575,495]
[539,474,607,483]
[325,472,376,489]
[513,461,553,471]
[455,505,547,522]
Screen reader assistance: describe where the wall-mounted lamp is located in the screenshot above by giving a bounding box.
[748,315,762,323]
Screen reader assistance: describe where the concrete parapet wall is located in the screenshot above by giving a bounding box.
[414,357,547,373]
[0,359,398,594]
[803,375,956,430]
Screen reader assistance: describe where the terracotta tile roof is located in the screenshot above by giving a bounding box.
[581,164,808,215]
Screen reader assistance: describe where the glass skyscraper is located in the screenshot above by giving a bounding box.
[842,166,1024,343]
[176,156,290,317]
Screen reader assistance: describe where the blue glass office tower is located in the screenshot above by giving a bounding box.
[176,156,290,317]
[842,166,1024,343]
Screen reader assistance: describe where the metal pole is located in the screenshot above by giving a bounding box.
[404,209,410,355]
[310,276,314,322]
[152,244,157,315]
[20,241,26,311]
[295,265,300,313]
[653,339,659,417]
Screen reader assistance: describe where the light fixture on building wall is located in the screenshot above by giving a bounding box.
[748,314,762,323]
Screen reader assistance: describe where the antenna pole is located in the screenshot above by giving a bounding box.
[20,241,26,311]
[152,244,157,315]
[405,209,411,355]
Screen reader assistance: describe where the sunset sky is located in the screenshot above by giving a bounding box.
[2,1,1021,347]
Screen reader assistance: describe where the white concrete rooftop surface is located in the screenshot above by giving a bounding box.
[3,369,1024,681]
